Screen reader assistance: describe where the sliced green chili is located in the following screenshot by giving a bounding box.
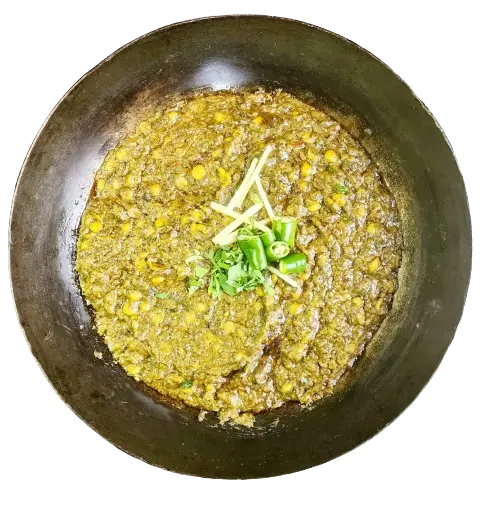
[265,241,290,262]
[279,253,307,274]
[272,216,298,247]
[237,233,267,271]
[260,230,276,247]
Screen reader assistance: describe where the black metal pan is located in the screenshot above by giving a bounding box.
[9,15,471,478]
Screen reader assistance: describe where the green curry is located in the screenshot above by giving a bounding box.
[76,90,402,426]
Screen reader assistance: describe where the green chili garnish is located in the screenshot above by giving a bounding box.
[272,216,298,248]
[260,230,276,247]
[237,232,267,271]
[279,253,307,274]
[265,241,290,262]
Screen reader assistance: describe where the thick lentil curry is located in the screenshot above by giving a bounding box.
[76,90,402,426]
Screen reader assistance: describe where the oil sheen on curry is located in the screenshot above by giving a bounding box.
[76,90,402,426]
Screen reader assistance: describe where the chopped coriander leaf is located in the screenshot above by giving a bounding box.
[335,183,348,194]
[194,266,209,278]
[187,276,203,294]
[180,380,193,388]
[154,292,170,299]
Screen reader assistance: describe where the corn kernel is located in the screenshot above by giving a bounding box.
[185,312,196,323]
[191,210,203,222]
[159,342,171,356]
[122,301,139,316]
[352,296,363,307]
[192,165,206,180]
[127,291,142,301]
[127,207,140,218]
[288,170,298,182]
[255,286,265,297]
[291,290,302,300]
[354,205,366,218]
[289,303,303,315]
[332,193,346,207]
[112,179,121,190]
[175,176,188,189]
[144,225,155,237]
[180,215,191,226]
[302,132,313,142]
[120,188,134,201]
[252,115,263,125]
[155,217,169,228]
[88,221,103,233]
[149,183,161,196]
[298,179,310,192]
[280,382,293,393]
[301,161,314,177]
[223,321,236,334]
[96,179,105,191]
[104,159,116,172]
[217,167,231,186]
[152,148,163,159]
[125,364,140,377]
[367,222,379,234]
[214,111,226,123]
[115,148,129,161]
[167,111,178,123]
[136,259,147,271]
[307,150,318,163]
[79,239,90,251]
[375,298,383,312]
[324,149,339,163]
[138,121,150,133]
[212,147,223,158]
[190,223,207,235]
[139,301,150,312]
[125,174,136,187]
[306,200,321,212]
[151,276,164,286]
[368,257,381,274]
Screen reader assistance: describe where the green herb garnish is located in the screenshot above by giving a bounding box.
[181,380,193,389]
[194,266,209,278]
[207,244,274,299]
[187,276,204,294]
[154,292,169,299]
[335,183,348,194]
